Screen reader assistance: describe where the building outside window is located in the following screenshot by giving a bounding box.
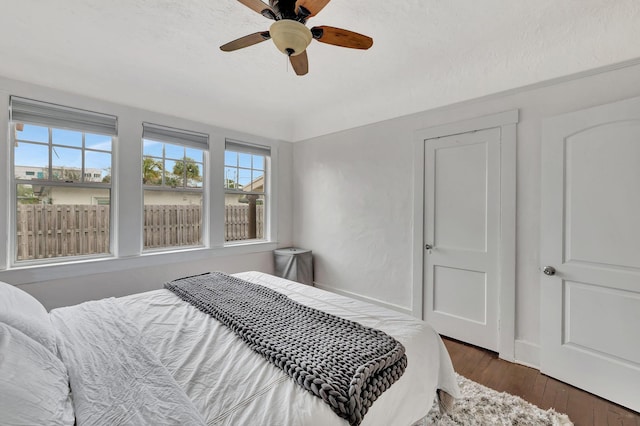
[142,123,208,251]
[224,140,270,242]
[10,97,116,263]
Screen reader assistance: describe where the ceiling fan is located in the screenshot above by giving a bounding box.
[220,0,373,76]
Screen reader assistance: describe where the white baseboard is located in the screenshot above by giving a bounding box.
[313,282,413,316]
[514,339,540,369]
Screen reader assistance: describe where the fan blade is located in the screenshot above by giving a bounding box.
[237,0,277,19]
[290,51,309,76]
[295,0,331,18]
[220,31,271,52]
[311,26,373,49]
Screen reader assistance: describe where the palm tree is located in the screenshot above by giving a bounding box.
[143,157,163,185]
[173,157,201,187]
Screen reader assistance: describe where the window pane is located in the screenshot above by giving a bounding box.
[143,190,203,250]
[253,155,264,170]
[141,136,205,250]
[248,170,264,191]
[164,143,184,160]
[52,147,82,181]
[225,150,265,194]
[85,151,111,183]
[52,128,82,147]
[224,167,239,189]
[224,194,265,242]
[185,147,203,162]
[164,159,183,187]
[15,143,49,180]
[13,119,114,264]
[225,151,238,167]
[142,156,163,185]
[16,124,48,143]
[15,185,111,261]
[186,162,203,188]
[238,168,251,187]
[143,140,163,157]
[238,153,251,168]
[85,133,112,151]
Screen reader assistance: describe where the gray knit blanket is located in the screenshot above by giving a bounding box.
[165,272,407,426]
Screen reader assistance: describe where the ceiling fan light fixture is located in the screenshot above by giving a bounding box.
[269,20,312,57]
[222,0,373,75]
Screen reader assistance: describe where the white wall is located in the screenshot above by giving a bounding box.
[17,251,275,311]
[0,76,293,309]
[291,61,640,363]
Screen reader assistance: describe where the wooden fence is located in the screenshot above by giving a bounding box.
[16,204,110,261]
[143,205,202,249]
[225,205,264,242]
[16,204,264,260]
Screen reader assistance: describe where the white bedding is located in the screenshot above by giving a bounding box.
[50,299,206,425]
[116,271,460,426]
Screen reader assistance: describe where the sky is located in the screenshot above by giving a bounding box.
[224,150,264,188]
[15,123,265,187]
[15,124,112,178]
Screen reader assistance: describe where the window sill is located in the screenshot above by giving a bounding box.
[0,241,278,285]
[224,239,269,248]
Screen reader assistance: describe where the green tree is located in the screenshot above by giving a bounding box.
[224,178,242,190]
[17,185,39,204]
[143,157,163,185]
[173,157,201,187]
[102,167,111,183]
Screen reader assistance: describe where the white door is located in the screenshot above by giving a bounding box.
[541,96,640,412]
[424,128,501,351]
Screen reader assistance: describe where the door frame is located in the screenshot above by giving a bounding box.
[412,109,518,361]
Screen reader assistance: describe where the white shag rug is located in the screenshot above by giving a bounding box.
[417,374,573,426]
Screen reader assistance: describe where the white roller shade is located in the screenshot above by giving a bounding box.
[143,122,209,150]
[10,96,118,136]
[225,139,271,157]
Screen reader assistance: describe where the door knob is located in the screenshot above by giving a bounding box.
[543,266,556,276]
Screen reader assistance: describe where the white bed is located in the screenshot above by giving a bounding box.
[0,271,459,426]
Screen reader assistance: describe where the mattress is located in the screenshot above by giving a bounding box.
[117,271,459,425]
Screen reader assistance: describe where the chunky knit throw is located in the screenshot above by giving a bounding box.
[165,272,407,426]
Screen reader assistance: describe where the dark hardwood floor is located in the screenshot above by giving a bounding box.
[442,337,639,426]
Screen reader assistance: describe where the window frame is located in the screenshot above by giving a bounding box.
[141,123,209,253]
[10,122,115,266]
[223,140,271,244]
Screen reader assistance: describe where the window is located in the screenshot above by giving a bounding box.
[224,140,270,242]
[10,97,116,262]
[142,123,207,251]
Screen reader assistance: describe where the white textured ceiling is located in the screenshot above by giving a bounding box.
[1,1,639,142]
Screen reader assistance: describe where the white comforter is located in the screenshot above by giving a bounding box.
[115,271,460,426]
[50,299,206,425]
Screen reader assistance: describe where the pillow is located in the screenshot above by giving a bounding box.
[0,281,57,353]
[0,322,75,425]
